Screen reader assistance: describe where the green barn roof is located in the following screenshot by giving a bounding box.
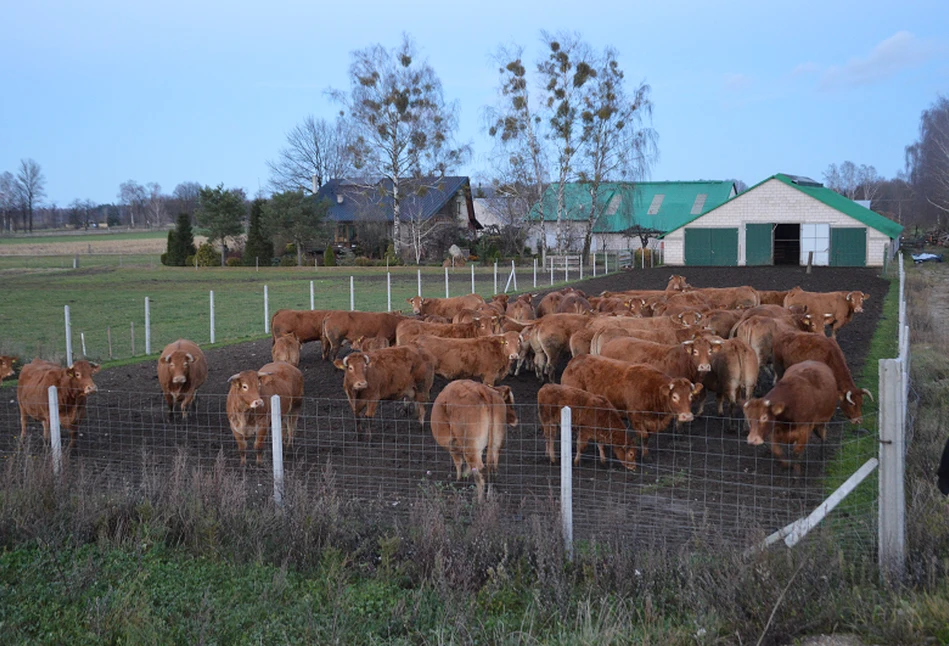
[529,181,736,234]
[667,173,903,239]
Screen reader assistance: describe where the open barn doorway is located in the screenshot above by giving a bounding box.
[773,223,800,265]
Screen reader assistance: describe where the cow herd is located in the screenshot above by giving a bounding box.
[4,274,872,498]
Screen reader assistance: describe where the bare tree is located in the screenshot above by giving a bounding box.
[905,96,949,228]
[0,171,15,232]
[118,180,147,228]
[487,45,551,261]
[330,33,468,257]
[14,158,46,232]
[171,181,202,216]
[576,46,657,257]
[856,164,883,203]
[823,161,859,199]
[268,115,354,194]
[146,182,167,227]
[68,199,98,229]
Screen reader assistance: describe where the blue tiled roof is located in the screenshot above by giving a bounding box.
[315,176,470,223]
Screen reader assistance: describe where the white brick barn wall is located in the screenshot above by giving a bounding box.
[663,178,893,267]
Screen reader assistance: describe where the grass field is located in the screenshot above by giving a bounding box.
[0,262,564,361]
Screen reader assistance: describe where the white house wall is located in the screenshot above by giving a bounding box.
[663,178,892,267]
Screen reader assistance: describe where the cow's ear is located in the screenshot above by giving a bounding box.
[682,340,694,347]
[227,373,241,383]
[162,354,172,363]
[185,353,195,363]
[691,383,704,396]
[823,313,833,320]
[333,359,345,370]
[362,354,370,366]
[771,402,785,416]
[90,363,100,374]
[668,382,675,392]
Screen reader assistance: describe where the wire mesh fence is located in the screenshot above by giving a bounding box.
[0,386,878,552]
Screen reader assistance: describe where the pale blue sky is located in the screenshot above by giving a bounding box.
[2,0,947,206]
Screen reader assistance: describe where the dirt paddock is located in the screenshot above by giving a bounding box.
[0,265,890,548]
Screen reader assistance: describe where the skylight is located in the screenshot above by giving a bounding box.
[647,194,664,215]
[690,193,708,215]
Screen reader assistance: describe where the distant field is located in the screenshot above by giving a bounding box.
[0,264,557,362]
[0,230,202,257]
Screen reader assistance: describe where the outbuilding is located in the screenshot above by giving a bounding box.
[662,173,903,267]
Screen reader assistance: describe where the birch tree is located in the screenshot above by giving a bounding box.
[576,47,657,257]
[905,96,949,227]
[14,158,46,232]
[330,34,468,258]
[118,180,147,228]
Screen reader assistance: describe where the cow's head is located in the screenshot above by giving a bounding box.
[682,336,721,374]
[743,398,781,446]
[0,355,16,382]
[334,352,371,391]
[667,274,691,292]
[407,295,427,315]
[67,360,100,395]
[477,315,502,335]
[227,370,265,409]
[501,332,523,362]
[272,334,301,366]
[492,385,518,426]
[847,291,868,313]
[162,349,197,385]
[675,310,704,327]
[668,377,701,422]
[800,314,822,334]
[840,387,873,424]
[613,443,638,471]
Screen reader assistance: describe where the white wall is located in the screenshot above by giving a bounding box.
[663,178,892,266]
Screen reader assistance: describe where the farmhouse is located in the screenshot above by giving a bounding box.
[527,181,737,254]
[661,173,903,267]
[314,177,481,253]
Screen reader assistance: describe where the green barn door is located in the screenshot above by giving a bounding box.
[685,228,738,266]
[746,224,773,265]
[830,228,867,266]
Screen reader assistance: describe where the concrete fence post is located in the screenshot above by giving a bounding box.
[271,394,284,508]
[350,276,355,311]
[878,358,906,584]
[493,261,498,295]
[533,258,537,288]
[264,285,270,334]
[209,291,216,344]
[387,272,392,312]
[48,385,62,477]
[445,266,449,298]
[560,405,574,562]
[144,297,151,356]
[310,281,315,310]
[417,270,422,297]
[470,264,475,295]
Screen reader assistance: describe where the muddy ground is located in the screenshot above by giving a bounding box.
[0,265,891,547]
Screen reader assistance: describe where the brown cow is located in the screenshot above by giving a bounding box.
[783,287,869,337]
[351,335,391,352]
[414,334,518,386]
[226,361,304,465]
[537,383,635,470]
[599,335,721,382]
[698,336,759,416]
[699,309,744,338]
[535,291,564,318]
[561,354,702,456]
[743,360,839,471]
[407,293,485,319]
[271,334,302,366]
[271,309,335,345]
[556,292,593,314]
[772,330,872,423]
[321,311,407,360]
[396,317,497,347]
[430,380,517,500]
[506,294,537,322]
[589,326,682,354]
[0,355,15,383]
[687,286,760,310]
[333,346,435,437]
[528,313,592,381]
[18,359,100,447]
[757,289,789,306]
[732,315,803,374]
[157,339,209,419]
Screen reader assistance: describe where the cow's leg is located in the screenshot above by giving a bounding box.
[546,424,558,464]
[164,391,176,418]
[19,407,28,439]
[285,405,300,447]
[254,423,268,465]
[42,419,51,441]
[180,390,196,420]
[596,440,609,464]
[572,430,587,466]
[232,430,248,466]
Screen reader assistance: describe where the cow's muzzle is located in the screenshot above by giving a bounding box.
[677,412,694,423]
[173,375,187,384]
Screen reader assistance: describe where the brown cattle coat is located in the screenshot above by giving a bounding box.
[157,339,209,419]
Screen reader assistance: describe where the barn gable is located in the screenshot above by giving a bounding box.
[662,174,903,267]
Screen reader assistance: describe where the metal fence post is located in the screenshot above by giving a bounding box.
[144,297,151,355]
[560,405,574,562]
[511,260,517,292]
[445,266,449,298]
[417,270,422,297]
[470,264,475,295]
[48,385,62,477]
[209,290,216,344]
[271,394,284,508]
[310,280,315,310]
[533,258,537,288]
[878,358,906,583]
[387,272,392,312]
[493,261,498,295]
[64,305,73,366]
[350,276,355,311]
[264,285,270,334]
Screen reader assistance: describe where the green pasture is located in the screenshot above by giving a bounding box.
[0,254,160,270]
[0,262,568,362]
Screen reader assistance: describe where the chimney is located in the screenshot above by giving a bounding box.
[337,194,344,204]
[312,174,319,195]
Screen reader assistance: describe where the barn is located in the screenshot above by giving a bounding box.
[661,173,903,267]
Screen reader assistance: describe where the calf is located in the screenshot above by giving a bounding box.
[333,346,435,437]
[226,361,304,465]
[0,355,15,383]
[271,334,302,366]
[321,311,406,360]
[537,383,635,470]
[414,334,517,386]
[157,339,209,419]
[430,379,517,500]
[18,359,100,447]
[772,330,872,423]
[561,354,702,456]
[743,360,838,471]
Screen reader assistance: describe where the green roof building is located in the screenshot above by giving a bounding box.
[662,173,903,267]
